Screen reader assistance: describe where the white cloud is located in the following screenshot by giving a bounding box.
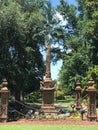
[54,11,67,26]
[51,44,63,50]
[56,11,64,21]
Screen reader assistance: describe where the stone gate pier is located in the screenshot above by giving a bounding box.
[75,81,82,110]
[87,78,97,121]
[0,79,9,122]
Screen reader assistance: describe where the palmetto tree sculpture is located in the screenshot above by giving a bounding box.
[40,1,57,112]
[33,1,61,82]
[44,3,54,81]
[40,1,57,82]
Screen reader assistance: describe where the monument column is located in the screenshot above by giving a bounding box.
[40,42,56,113]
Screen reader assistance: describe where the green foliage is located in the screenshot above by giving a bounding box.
[0,0,98,100]
[77,0,98,65]
[82,99,87,105]
[54,89,65,100]
[0,0,45,100]
[58,46,90,94]
[81,65,98,91]
[57,0,98,95]
[25,91,41,102]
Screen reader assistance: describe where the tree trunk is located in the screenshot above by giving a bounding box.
[15,87,20,101]
[20,90,24,101]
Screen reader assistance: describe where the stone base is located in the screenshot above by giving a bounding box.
[87,115,97,121]
[0,118,8,122]
[41,105,57,113]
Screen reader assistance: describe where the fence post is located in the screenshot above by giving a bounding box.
[75,81,82,110]
[0,79,9,122]
[87,78,97,121]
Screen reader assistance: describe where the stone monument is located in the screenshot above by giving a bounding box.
[40,42,56,113]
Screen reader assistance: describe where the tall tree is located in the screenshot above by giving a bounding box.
[76,0,98,65]
[57,0,93,94]
[0,0,45,100]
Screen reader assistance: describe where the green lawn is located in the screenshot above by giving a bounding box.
[0,125,98,130]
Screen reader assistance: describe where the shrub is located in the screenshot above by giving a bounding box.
[25,91,41,102]
[82,99,87,105]
[54,90,65,100]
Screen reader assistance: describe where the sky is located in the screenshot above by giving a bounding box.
[46,0,77,80]
[51,0,77,6]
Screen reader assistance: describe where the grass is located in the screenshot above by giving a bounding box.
[0,125,98,130]
[22,97,75,109]
[55,97,75,107]
[96,108,98,113]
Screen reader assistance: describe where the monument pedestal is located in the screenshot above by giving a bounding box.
[40,80,56,113]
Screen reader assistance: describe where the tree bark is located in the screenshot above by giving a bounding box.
[15,87,20,101]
